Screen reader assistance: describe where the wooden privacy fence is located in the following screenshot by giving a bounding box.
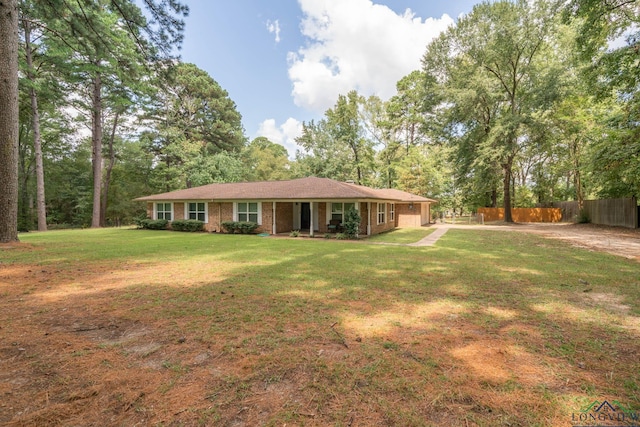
[477,207,562,223]
[551,197,638,229]
[478,197,639,228]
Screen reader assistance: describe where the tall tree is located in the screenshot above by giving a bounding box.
[142,62,245,190]
[296,91,376,185]
[326,91,375,185]
[0,0,20,242]
[387,71,431,152]
[31,0,188,227]
[566,0,640,198]
[423,0,563,222]
[20,5,48,231]
[244,137,291,181]
[361,95,401,188]
[294,119,353,181]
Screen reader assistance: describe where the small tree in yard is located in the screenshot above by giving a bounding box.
[343,207,361,239]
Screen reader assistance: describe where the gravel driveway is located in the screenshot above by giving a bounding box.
[431,222,640,261]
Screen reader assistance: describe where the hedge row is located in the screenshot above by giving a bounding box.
[221,221,259,234]
[171,219,205,232]
[137,219,168,230]
[136,218,205,232]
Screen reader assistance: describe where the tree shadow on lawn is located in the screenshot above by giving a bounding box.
[1,230,639,426]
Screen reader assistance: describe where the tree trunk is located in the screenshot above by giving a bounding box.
[91,71,103,228]
[407,122,415,153]
[0,0,20,243]
[353,148,362,185]
[18,147,30,231]
[23,19,47,231]
[572,138,584,210]
[100,111,120,227]
[503,159,514,223]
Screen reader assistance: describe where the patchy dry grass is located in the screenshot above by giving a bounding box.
[0,228,638,426]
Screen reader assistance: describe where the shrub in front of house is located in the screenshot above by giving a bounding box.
[139,219,168,230]
[171,219,205,232]
[220,221,238,233]
[342,207,361,239]
[133,215,148,229]
[221,221,259,234]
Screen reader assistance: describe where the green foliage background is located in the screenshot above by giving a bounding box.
[14,0,640,230]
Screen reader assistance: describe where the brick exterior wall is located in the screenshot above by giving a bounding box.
[359,202,368,235]
[206,202,222,232]
[144,200,427,235]
[317,203,327,233]
[258,202,272,234]
[368,202,396,235]
[219,202,234,232]
[174,203,185,221]
[206,202,216,232]
[276,202,293,233]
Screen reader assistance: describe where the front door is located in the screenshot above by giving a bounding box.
[301,202,311,230]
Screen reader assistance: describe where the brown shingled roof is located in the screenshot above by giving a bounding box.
[134,177,436,203]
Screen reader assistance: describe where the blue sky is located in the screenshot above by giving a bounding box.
[178,0,479,156]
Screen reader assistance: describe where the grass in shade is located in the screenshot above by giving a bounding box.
[1,227,638,426]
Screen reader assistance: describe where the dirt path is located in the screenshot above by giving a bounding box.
[431,222,640,261]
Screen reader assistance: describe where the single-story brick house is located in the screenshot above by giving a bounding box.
[134,176,436,236]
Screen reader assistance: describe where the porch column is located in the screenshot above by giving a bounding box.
[272,201,276,235]
[367,202,371,236]
[310,202,315,237]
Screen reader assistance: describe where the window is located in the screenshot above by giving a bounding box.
[377,203,386,224]
[156,203,172,221]
[237,202,260,223]
[331,203,343,221]
[187,202,207,222]
[390,203,395,222]
[330,202,357,222]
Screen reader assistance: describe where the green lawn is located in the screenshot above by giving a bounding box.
[1,228,638,426]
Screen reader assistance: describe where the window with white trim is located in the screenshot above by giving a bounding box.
[331,203,343,221]
[237,202,260,223]
[377,203,386,224]
[187,202,207,222]
[390,203,395,222]
[330,202,357,222]
[156,203,172,221]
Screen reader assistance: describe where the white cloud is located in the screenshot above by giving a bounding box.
[288,0,454,113]
[256,118,303,158]
[266,19,281,43]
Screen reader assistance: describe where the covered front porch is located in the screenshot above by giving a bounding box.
[266,200,381,237]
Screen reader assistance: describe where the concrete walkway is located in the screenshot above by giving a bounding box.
[408,224,451,247]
